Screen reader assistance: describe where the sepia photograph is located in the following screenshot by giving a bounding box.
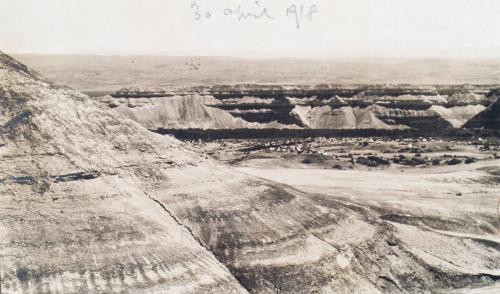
[0,0,499,293]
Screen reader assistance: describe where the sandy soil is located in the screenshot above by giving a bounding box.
[236,160,500,230]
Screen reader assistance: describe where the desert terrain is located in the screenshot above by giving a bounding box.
[1,52,499,294]
[13,54,500,93]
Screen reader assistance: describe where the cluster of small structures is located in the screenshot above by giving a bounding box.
[186,136,499,169]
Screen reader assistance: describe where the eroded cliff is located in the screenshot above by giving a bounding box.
[103,85,496,134]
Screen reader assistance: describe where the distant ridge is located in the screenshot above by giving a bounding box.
[13,54,500,91]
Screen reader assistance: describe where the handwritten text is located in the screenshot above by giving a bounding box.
[189,1,319,29]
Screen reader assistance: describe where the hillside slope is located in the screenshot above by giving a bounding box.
[108,95,253,129]
[100,95,295,130]
[429,105,487,128]
[290,105,401,129]
[464,98,500,129]
[0,52,248,294]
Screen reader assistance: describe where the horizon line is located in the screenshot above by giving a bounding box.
[8,51,500,61]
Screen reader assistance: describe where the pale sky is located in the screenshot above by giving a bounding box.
[1,0,499,58]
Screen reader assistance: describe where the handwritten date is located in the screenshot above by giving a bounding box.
[287,4,319,29]
[190,1,318,29]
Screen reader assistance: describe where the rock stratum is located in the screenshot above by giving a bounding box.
[1,53,500,293]
[101,85,498,134]
[99,94,291,130]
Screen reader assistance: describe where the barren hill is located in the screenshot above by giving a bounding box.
[0,52,247,293]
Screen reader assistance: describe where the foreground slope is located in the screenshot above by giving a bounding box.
[1,53,499,293]
[0,52,248,293]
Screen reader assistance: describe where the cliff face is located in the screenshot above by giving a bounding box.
[104,85,493,132]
